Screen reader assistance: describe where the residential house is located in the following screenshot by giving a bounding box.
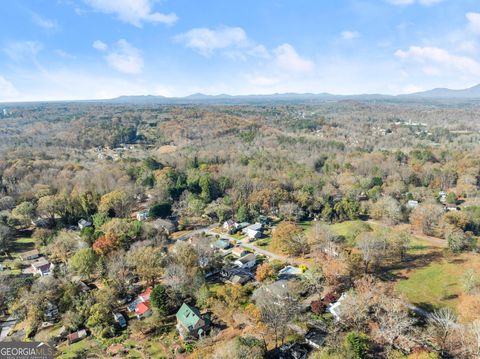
[231,247,248,258]
[136,210,149,221]
[127,287,152,318]
[31,217,49,228]
[243,223,263,240]
[220,268,253,285]
[446,205,459,212]
[236,222,250,231]
[113,312,127,328]
[139,287,152,302]
[223,219,238,232]
[305,330,326,349]
[211,239,231,253]
[278,343,309,359]
[78,219,92,230]
[253,280,291,303]
[278,266,303,280]
[20,249,40,261]
[258,215,270,225]
[135,302,152,320]
[67,329,88,344]
[356,192,368,201]
[151,218,176,234]
[31,258,54,276]
[233,253,256,269]
[407,200,419,209]
[327,293,347,321]
[439,191,447,203]
[176,303,209,340]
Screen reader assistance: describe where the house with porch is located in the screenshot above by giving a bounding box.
[176,303,209,340]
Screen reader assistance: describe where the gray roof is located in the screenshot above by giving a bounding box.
[236,253,256,264]
[246,223,262,231]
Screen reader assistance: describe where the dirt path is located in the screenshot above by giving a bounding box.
[365,220,447,248]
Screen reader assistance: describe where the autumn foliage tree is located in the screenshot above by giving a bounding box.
[92,233,119,255]
[255,263,274,282]
[272,221,309,256]
[410,203,445,237]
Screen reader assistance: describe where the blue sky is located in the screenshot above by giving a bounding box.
[1,0,480,101]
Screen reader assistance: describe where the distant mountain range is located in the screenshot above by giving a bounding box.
[102,84,480,104]
[3,84,480,105]
[402,84,480,99]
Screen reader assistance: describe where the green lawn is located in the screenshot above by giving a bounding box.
[57,338,103,359]
[328,220,373,245]
[10,235,36,258]
[395,253,480,311]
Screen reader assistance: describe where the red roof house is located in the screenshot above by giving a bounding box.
[139,287,152,303]
[135,301,152,319]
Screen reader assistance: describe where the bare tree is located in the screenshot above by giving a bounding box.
[428,307,459,355]
[356,232,387,273]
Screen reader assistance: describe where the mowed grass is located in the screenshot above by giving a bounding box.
[57,338,103,359]
[396,253,480,311]
[10,235,36,258]
[329,220,373,244]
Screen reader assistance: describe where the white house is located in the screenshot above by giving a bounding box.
[78,219,92,230]
[243,223,263,239]
[407,200,418,209]
[234,253,256,269]
[327,293,347,321]
[31,258,54,277]
[278,265,303,279]
[439,191,447,203]
[136,210,149,221]
[223,219,238,232]
[231,247,249,258]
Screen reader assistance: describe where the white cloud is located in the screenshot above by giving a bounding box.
[246,74,281,87]
[92,40,108,51]
[55,49,76,59]
[84,0,177,27]
[341,31,360,40]
[466,12,480,35]
[32,13,60,30]
[273,43,314,73]
[3,41,43,62]
[387,0,443,5]
[401,84,425,94]
[175,26,249,56]
[457,40,477,54]
[395,46,480,75]
[99,39,143,74]
[0,76,20,100]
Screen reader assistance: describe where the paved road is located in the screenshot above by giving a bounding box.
[0,316,17,341]
[204,229,297,263]
[174,224,299,264]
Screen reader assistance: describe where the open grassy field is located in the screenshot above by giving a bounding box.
[0,232,36,275]
[395,252,480,312]
[9,233,35,258]
[57,338,104,359]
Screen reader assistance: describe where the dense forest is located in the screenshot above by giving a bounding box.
[1,100,480,358]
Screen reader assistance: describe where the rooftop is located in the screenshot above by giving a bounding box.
[176,303,202,329]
